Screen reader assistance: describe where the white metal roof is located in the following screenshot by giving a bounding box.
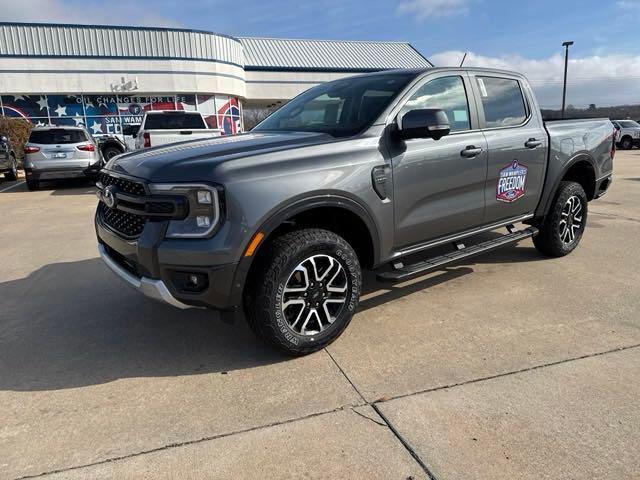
[0,22,431,72]
[239,37,432,71]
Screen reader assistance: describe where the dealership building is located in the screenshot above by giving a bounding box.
[0,22,432,135]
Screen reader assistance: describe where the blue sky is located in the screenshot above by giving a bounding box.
[2,0,639,106]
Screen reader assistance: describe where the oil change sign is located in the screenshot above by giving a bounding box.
[497,161,528,202]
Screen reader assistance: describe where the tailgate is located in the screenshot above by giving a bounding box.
[147,129,221,147]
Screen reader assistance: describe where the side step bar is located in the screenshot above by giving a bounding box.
[376,226,538,282]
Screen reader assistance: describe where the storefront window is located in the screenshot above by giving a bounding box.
[0,93,243,136]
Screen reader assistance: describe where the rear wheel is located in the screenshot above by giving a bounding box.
[244,228,361,355]
[533,181,587,257]
[620,136,633,150]
[26,178,39,191]
[4,155,18,181]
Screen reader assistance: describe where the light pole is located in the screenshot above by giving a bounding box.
[561,41,574,119]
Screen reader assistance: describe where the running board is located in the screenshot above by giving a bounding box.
[376,226,538,282]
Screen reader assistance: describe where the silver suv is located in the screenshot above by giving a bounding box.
[23,126,103,190]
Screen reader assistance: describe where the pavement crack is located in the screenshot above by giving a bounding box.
[374,343,640,405]
[371,404,439,480]
[13,404,358,480]
[324,347,367,403]
[350,406,386,427]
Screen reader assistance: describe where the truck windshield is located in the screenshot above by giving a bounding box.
[253,73,417,137]
[145,113,207,130]
[619,120,640,128]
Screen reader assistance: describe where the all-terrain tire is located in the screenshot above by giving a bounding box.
[533,181,587,257]
[244,228,361,356]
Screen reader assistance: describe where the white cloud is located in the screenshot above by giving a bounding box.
[430,50,640,108]
[397,0,470,19]
[616,0,640,9]
[0,0,182,27]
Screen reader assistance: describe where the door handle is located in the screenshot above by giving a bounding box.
[525,138,542,149]
[460,146,483,157]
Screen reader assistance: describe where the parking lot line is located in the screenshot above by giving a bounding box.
[0,180,25,193]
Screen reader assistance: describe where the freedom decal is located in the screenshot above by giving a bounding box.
[496,160,528,203]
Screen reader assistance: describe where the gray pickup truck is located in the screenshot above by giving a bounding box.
[95,67,615,355]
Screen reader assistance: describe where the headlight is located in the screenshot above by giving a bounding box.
[148,183,221,238]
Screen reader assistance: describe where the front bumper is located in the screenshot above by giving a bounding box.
[96,213,241,310]
[98,244,193,309]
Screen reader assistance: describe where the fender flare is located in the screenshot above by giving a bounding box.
[536,152,597,218]
[227,193,382,307]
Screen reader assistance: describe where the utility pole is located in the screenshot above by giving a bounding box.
[561,41,574,119]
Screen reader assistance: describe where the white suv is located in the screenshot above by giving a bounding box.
[612,120,640,150]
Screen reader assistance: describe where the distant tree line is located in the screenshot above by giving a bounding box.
[542,104,640,121]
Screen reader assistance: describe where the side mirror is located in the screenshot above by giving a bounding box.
[396,109,450,141]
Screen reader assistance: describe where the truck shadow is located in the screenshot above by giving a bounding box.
[0,258,286,392]
[0,237,546,392]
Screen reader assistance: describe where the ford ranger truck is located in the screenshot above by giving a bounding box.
[95,68,615,355]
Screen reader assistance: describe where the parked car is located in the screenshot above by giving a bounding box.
[133,111,222,150]
[96,67,615,355]
[23,126,103,190]
[0,134,18,181]
[611,119,640,150]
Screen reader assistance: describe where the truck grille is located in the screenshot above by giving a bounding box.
[99,171,146,196]
[98,172,147,239]
[100,203,147,238]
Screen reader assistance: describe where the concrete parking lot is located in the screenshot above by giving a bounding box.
[1,151,639,479]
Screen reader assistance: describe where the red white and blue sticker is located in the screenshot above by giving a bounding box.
[497,161,528,203]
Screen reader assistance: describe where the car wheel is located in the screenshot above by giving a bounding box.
[244,228,361,355]
[4,156,18,181]
[620,136,633,150]
[102,146,122,161]
[533,181,587,257]
[26,179,39,191]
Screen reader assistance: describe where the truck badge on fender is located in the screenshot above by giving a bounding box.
[497,161,528,202]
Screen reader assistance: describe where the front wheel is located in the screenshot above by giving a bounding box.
[533,181,587,257]
[244,228,361,355]
[620,136,633,150]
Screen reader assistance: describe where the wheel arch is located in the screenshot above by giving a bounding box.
[229,194,381,307]
[537,153,597,219]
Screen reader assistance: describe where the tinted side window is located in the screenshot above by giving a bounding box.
[477,77,527,128]
[401,76,471,132]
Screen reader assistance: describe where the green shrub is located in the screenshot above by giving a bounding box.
[0,116,33,165]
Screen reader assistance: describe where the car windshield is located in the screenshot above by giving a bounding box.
[253,73,417,138]
[145,113,207,130]
[29,129,87,144]
[619,120,640,128]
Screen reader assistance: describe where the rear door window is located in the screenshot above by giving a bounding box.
[144,113,207,130]
[476,77,528,128]
[29,129,87,144]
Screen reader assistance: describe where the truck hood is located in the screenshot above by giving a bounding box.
[106,131,334,182]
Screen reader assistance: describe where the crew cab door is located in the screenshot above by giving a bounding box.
[388,73,488,249]
[469,74,548,222]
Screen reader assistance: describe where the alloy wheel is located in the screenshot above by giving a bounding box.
[281,254,349,336]
[558,195,584,245]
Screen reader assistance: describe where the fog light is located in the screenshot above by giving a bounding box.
[197,190,212,204]
[196,216,211,228]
